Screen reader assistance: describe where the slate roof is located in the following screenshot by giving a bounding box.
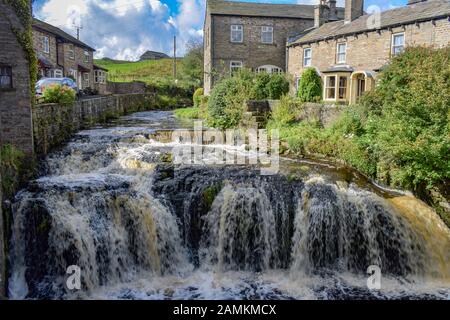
[207,0,345,20]
[288,0,450,46]
[33,18,95,51]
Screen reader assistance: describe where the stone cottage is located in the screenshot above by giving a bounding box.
[287,0,450,104]
[203,0,345,95]
[32,18,97,91]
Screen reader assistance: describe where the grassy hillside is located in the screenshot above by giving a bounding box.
[94,58,184,85]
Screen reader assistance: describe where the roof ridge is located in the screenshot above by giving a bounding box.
[33,18,95,51]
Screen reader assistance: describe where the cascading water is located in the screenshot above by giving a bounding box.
[8,111,450,300]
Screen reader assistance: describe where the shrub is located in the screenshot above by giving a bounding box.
[174,107,200,119]
[206,69,255,129]
[251,73,271,100]
[207,70,290,128]
[43,84,76,104]
[297,67,322,102]
[193,87,204,108]
[266,73,290,99]
[269,95,302,126]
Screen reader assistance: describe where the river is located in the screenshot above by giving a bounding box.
[7,111,450,299]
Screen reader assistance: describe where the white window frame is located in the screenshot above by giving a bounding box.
[261,26,273,44]
[230,60,243,74]
[68,44,75,60]
[391,32,405,56]
[43,36,50,54]
[336,42,347,64]
[53,69,63,78]
[230,25,243,43]
[303,48,312,67]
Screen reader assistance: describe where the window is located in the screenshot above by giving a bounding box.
[230,25,243,43]
[392,33,405,56]
[53,69,63,78]
[84,50,90,63]
[338,76,348,99]
[303,48,312,67]
[325,76,336,100]
[257,65,282,74]
[43,36,50,54]
[68,45,75,60]
[261,26,273,44]
[0,66,12,89]
[336,42,347,63]
[83,72,90,86]
[230,61,242,74]
[94,70,106,84]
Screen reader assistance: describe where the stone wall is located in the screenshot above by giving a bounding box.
[287,18,450,80]
[294,102,343,127]
[32,93,157,156]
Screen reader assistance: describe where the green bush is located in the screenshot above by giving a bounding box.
[206,69,255,129]
[43,85,76,104]
[174,107,200,119]
[207,70,290,128]
[266,73,290,99]
[193,87,204,108]
[297,67,322,102]
[269,95,302,126]
[251,73,271,100]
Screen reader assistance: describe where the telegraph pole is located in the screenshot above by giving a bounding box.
[173,36,177,80]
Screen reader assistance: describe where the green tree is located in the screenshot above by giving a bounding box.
[297,67,322,102]
[181,40,204,86]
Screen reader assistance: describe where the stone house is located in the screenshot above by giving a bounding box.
[203,0,345,95]
[287,0,450,104]
[32,19,98,91]
[0,0,34,299]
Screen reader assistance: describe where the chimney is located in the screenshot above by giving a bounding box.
[345,0,364,24]
[326,0,338,21]
[314,2,330,28]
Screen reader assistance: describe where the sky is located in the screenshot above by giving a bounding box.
[32,0,408,61]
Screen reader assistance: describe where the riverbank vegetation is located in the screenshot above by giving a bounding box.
[268,47,449,224]
[205,70,290,128]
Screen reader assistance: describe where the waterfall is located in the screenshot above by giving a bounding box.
[7,111,450,299]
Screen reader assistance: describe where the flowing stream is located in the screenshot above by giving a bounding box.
[8,111,450,300]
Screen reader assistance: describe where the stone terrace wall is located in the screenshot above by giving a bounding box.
[32,93,157,156]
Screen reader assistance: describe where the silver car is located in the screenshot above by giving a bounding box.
[35,77,78,97]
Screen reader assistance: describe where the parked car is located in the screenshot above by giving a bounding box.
[35,77,78,98]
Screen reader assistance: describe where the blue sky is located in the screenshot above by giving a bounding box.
[32,0,408,60]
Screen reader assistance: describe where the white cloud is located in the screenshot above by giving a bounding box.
[35,0,204,60]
